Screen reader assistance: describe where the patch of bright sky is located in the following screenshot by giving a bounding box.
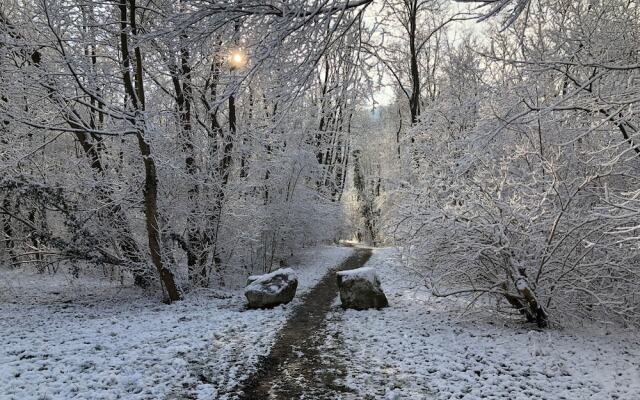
[365,1,489,108]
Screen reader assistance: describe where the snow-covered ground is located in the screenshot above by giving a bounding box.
[0,245,353,400]
[326,248,640,400]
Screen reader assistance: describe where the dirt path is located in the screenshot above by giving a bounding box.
[238,247,372,399]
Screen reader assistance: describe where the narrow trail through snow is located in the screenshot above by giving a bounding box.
[238,247,372,399]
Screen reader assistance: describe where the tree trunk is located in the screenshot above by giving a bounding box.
[171,39,208,286]
[136,133,182,301]
[1,196,17,266]
[408,1,421,125]
[119,0,182,302]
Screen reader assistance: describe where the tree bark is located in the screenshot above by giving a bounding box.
[408,0,421,124]
[119,0,182,302]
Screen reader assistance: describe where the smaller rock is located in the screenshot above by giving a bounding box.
[336,267,388,310]
[244,268,298,309]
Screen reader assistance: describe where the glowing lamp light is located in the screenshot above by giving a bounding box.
[229,49,246,69]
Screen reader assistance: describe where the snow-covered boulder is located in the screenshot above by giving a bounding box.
[244,268,298,309]
[336,267,388,310]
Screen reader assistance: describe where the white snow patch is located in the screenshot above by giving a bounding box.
[0,245,352,400]
[516,278,529,291]
[248,267,297,283]
[246,267,297,294]
[336,266,378,284]
[326,247,640,400]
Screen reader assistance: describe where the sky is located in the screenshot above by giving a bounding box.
[364,1,489,108]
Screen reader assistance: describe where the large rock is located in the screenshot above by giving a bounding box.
[336,267,388,310]
[244,268,298,309]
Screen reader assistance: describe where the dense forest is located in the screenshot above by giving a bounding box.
[3,1,640,399]
[2,0,639,328]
